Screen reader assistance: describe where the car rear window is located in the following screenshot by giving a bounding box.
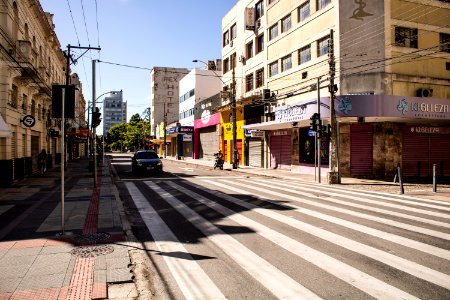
[135,152,159,159]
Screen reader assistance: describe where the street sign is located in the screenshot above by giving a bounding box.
[22,115,36,128]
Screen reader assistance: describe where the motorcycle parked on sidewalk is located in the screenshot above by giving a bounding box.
[213,153,224,170]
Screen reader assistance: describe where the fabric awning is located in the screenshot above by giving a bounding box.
[242,120,294,130]
[0,114,11,137]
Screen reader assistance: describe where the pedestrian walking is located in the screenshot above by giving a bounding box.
[38,149,47,174]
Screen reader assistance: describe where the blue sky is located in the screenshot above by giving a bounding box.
[39,0,237,134]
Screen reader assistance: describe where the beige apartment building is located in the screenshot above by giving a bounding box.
[223,0,450,179]
[0,0,68,186]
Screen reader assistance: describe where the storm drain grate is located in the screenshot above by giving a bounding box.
[73,232,111,243]
[70,245,114,258]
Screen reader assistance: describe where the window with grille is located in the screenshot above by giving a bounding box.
[299,45,311,64]
[269,24,278,40]
[246,41,254,59]
[281,55,292,72]
[317,36,330,57]
[395,27,418,48]
[317,0,331,10]
[269,61,278,77]
[256,68,264,87]
[281,14,291,33]
[256,34,264,54]
[298,2,310,22]
[246,73,254,92]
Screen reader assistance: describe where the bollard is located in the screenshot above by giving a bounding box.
[397,164,404,194]
[433,164,437,193]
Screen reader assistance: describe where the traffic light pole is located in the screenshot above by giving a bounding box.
[92,60,98,188]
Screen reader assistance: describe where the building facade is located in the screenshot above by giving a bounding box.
[0,0,68,186]
[224,0,450,179]
[179,61,223,159]
[102,90,127,135]
[150,67,188,156]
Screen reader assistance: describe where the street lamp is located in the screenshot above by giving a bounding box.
[90,90,121,187]
[192,59,238,169]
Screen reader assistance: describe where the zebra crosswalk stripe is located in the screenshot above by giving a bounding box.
[125,182,227,300]
[167,180,424,300]
[145,181,322,300]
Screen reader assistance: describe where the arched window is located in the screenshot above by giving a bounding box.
[12,2,19,41]
[31,100,36,116]
[24,23,29,40]
[37,104,42,120]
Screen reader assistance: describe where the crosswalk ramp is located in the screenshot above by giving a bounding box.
[124,177,450,300]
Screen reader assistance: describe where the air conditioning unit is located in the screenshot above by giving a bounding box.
[230,40,234,47]
[256,19,261,29]
[416,88,433,98]
[238,55,245,62]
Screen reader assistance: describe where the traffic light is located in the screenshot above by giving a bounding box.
[310,113,319,132]
[92,107,101,128]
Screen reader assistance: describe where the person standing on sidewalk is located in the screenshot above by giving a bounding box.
[38,149,47,174]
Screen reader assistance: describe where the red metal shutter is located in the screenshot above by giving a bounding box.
[429,135,450,177]
[279,134,291,170]
[350,124,373,176]
[402,133,429,177]
[270,136,282,169]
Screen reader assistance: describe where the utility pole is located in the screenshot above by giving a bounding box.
[328,29,340,184]
[92,59,98,188]
[232,66,238,169]
[317,77,321,183]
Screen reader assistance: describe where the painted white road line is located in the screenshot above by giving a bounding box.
[198,179,450,261]
[226,179,450,240]
[145,181,321,300]
[125,182,226,300]
[249,179,450,225]
[170,181,421,300]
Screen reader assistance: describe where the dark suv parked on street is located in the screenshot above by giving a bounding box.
[131,150,163,175]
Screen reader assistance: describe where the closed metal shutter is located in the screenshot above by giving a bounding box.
[270,134,291,170]
[199,126,218,160]
[249,138,263,167]
[31,135,39,172]
[350,124,373,176]
[430,135,450,177]
[403,130,450,177]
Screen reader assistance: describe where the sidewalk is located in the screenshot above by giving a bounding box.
[168,157,450,202]
[0,158,136,300]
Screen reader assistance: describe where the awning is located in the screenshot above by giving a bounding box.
[242,120,294,130]
[0,114,11,137]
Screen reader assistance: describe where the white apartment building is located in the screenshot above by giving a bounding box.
[102,91,127,135]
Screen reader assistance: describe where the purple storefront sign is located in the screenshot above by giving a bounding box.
[275,95,450,122]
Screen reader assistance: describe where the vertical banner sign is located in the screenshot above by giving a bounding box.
[245,7,255,30]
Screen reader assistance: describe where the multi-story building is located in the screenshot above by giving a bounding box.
[102,91,127,135]
[0,0,67,186]
[224,0,450,179]
[179,60,223,159]
[150,67,188,156]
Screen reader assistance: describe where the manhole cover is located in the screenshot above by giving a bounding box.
[71,245,114,258]
[73,232,111,243]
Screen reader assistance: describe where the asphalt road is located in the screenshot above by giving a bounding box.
[110,153,450,300]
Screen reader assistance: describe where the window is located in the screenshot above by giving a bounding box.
[255,1,264,19]
[440,33,450,53]
[223,57,229,73]
[246,73,254,92]
[395,27,418,48]
[446,62,450,70]
[269,24,278,40]
[299,45,311,64]
[223,30,230,47]
[10,84,18,108]
[231,23,237,40]
[317,36,330,57]
[317,0,331,10]
[256,68,264,87]
[269,61,278,77]
[246,41,254,59]
[281,55,292,72]
[256,34,264,54]
[298,2,310,22]
[230,53,237,69]
[281,14,292,33]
